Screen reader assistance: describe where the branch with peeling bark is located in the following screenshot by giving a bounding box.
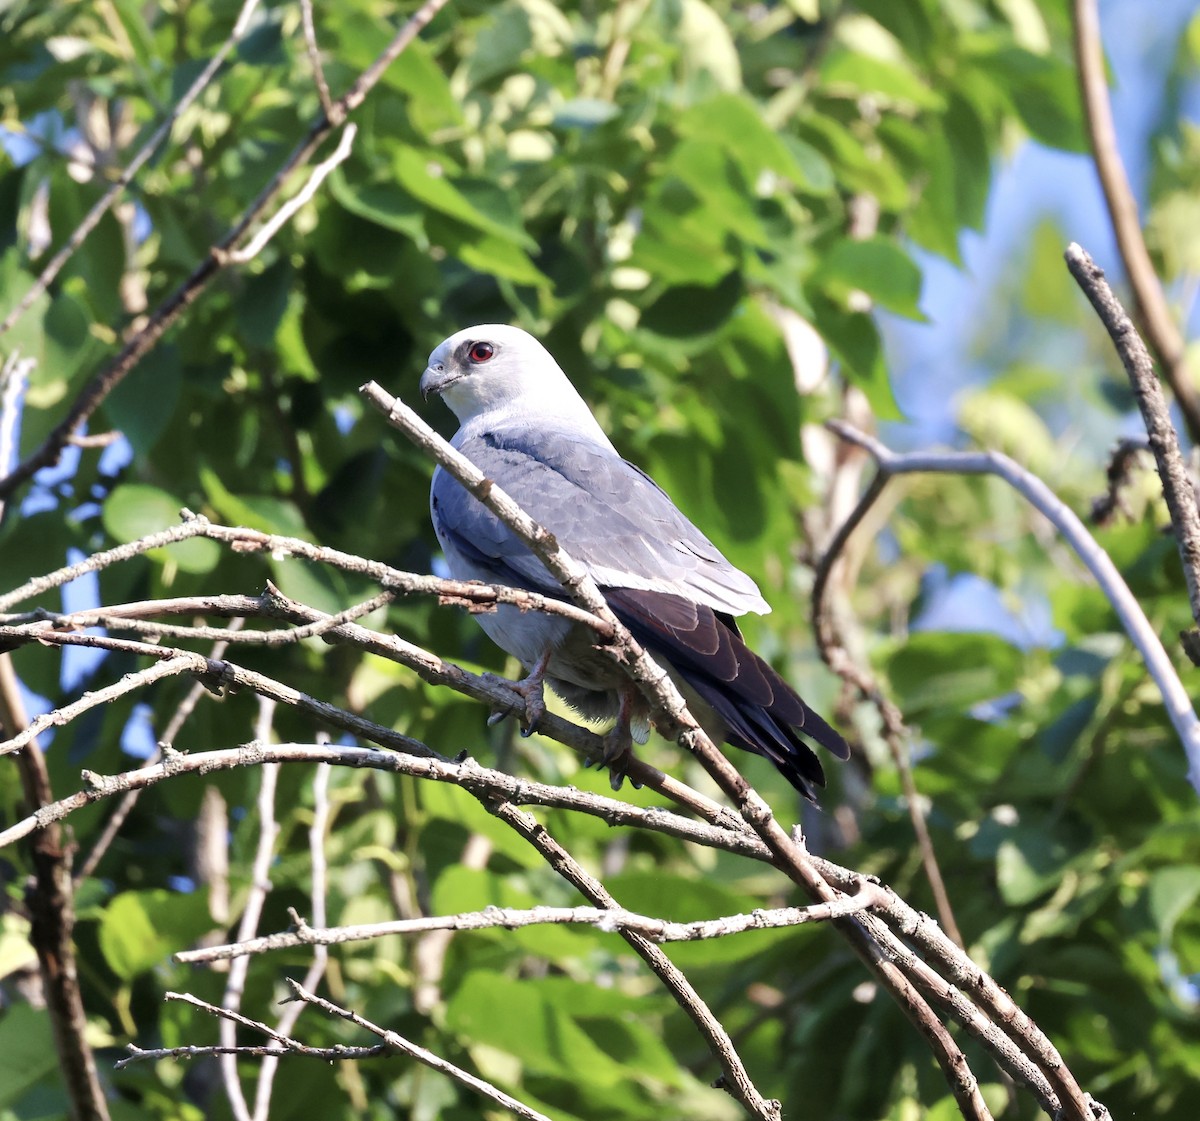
[1064,242,1200,658]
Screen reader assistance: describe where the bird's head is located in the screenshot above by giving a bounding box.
[420,325,607,440]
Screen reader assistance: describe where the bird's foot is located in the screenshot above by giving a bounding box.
[484,650,551,737]
[600,722,635,792]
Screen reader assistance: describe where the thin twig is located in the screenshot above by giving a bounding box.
[74,624,242,883]
[0,656,111,1121]
[3,588,393,648]
[283,982,554,1121]
[479,796,781,1120]
[1071,0,1200,443]
[178,892,878,963]
[1,653,201,757]
[252,761,331,1121]
[0,514,608,637]
[221,123,356,264]
[0,0,264,339]
[299,0,334,116]
[0,744,756,860]
[127,989,552,1121]
[811,472,964,947]
[1064,242,1200,657]
[0,351,32,524]
[1090,437,1150,526]
[220,699,280,1121]
[0,628,437,762]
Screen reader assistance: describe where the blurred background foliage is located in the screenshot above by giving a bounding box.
[0,0,1198,1118]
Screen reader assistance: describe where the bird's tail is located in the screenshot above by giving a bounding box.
[604,588,848,800]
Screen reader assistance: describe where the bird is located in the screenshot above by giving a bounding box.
[419,324,848,798]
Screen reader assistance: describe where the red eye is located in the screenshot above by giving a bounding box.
[467,342,494,364]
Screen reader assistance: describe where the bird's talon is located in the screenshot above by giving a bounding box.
[486,709,508,727]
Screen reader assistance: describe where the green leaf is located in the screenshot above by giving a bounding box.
[383,36,464,134]
[445,972,628,1085]
[101,344,182,456]
[98,888,212,979]
[393,147,535,249]
[1148,867,1200,940]
[820,46,943,109]
[678,93,825,190]
[812,236,924,319]
[329,169,427,241]
[995,830,1069,906]
[809,295,902,419]
[102,485,220,574]
[0,1002,59,1107]
[640,272,744,340]
[971,44,1086,152]
[885,631,1025,715]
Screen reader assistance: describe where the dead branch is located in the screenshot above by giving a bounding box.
[1064,242,1200,658]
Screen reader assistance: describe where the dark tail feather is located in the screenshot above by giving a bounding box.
[604,587,848,800]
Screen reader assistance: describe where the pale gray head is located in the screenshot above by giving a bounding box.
[420,324,611,443]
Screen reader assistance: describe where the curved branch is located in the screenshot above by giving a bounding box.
[825,420,1200,796]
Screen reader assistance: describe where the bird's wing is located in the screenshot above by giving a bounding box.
[431,425,769,616]
[603,586,849,798]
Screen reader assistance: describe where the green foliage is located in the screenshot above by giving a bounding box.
[0,1,1198,1120]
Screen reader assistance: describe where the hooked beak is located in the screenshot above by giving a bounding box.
[419,363,460,401]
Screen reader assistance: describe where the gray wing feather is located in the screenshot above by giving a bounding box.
[431,426,769,616]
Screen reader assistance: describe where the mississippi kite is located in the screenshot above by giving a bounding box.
[419,324,847,797]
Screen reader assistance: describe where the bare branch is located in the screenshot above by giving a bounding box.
[299,0,335,118]
[283,982,554,1121]
[0,351,32,522]
[0,743,757,860]
[129,989,552,1121]
[478,795,781,1119]
[3,588,393,648]
[1090,437,1151,526]
[1064,242,1200,656]
[0,628,438,762]
[179,892,878,964]
[75,622,243,884]
[0,655,111,1121]
[810,472,964,947]
[252,761,332,1121]
[1,652,201,757]
[220,699,280,1121]
[1071,0,1200,443]
[219,123,357,265]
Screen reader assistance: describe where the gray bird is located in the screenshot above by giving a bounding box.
[419,324,847,797]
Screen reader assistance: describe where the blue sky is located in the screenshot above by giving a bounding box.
[886,0,1200,443]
